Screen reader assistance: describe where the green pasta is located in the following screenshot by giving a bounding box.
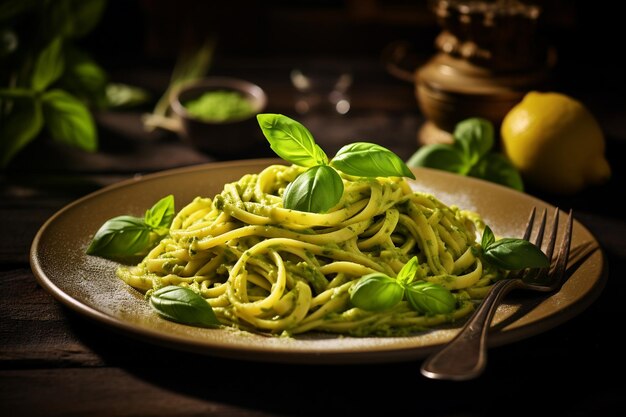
[117,164,496,336]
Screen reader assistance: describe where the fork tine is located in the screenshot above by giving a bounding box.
[524,208,549,282]
[508,207,538,280]
[551,209,573,285]
[522,207,537,241]
[533,209,547,248]
[544,208,560,261]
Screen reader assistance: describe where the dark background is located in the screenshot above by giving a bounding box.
[78,0,626,146]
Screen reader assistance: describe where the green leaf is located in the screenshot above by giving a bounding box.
[484,238,550,270]
[331,142,415,179]
[406,144,468,174]
[405,281,456,314]
[42,89,97,151]
[349,274,404,311]
[481,225,496,249]
[283,165,343,213]
[469,153,524,191]
[396,256,419,284]
[31,37,65,92]
[60,47,108,106]
[45,0,73,38]
[45,0,107,39]
[0,98,44,167]
[257,113,328,167]
[67,0,107,38]
[150,286,220,327]
[454,117,494,165]
[85,215,153,258]
[144,195,175,230]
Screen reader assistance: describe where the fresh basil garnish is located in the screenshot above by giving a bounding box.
[149,286,220,327]
[31,36,65,92]
[283,165,344,213]
[407,117,524,191]
[85,215,153,258]
[349,274,404,311]
[349,256,455,314]
[257,113,328,167]
[42,89,97,151]
[405,281,456,314]
[86,195,175,260]
[331,142,415,179]
[453,117,494,166]
[481,225,549,270]
[406,143,468,175]
[144,194,175,229]
[469,153,524,191]
[257,114,415,214]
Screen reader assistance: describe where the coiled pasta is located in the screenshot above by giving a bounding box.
[117,164,496,336]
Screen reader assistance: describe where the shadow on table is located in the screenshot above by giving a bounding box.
[64,295,618,417]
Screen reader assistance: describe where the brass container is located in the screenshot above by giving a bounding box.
[414,0,556,144]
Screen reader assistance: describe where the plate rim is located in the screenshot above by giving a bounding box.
[29,158,608,364]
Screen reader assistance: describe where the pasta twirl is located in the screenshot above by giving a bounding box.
[117,164,495,336]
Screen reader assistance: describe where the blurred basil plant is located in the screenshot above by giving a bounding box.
[0,0,149,167]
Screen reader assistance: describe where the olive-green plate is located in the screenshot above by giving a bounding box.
[30,159,606,364]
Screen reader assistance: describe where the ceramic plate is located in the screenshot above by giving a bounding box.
[30,159,606,364]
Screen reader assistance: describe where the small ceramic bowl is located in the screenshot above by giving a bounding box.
[170,77,268,158]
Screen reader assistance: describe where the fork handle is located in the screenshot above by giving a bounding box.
[420,278,524,380]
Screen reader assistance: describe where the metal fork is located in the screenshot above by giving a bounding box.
[420,207,573,381]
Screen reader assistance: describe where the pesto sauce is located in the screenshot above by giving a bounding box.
[184,90,255,122]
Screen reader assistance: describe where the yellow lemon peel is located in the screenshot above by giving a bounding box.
[500,91,611,194]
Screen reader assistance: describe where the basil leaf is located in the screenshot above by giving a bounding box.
[42,89,97,151]
[150,286,220,327]
[405,281,456,314]
[0,98,44,167]
[481,225,496,249]
[396,256,419,284]
[283,165,343,213]
[31,37,65,92]
[257,113,328,167]
[484,238,550,270]
[454,117,494,165]
[469,153,524,191]
[86,215,153,258]
[349,274,404,311]
[65,0,107,38]
[60,46,108,106]
[46,0,73,38]
[406,144,469,175]
[331,142,415,179]
[144,195,175,230]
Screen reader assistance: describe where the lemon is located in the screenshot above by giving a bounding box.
[500,91,611,194]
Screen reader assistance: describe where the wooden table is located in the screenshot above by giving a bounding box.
[2,51,625,416]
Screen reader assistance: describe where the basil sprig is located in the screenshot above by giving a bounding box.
[480,225,550,270]
[283,165,344,213]
[407,117,524,191]
[257,113,415,213]
[86,195,174,260]
[349,256,456,314]
[150,285,220,327]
